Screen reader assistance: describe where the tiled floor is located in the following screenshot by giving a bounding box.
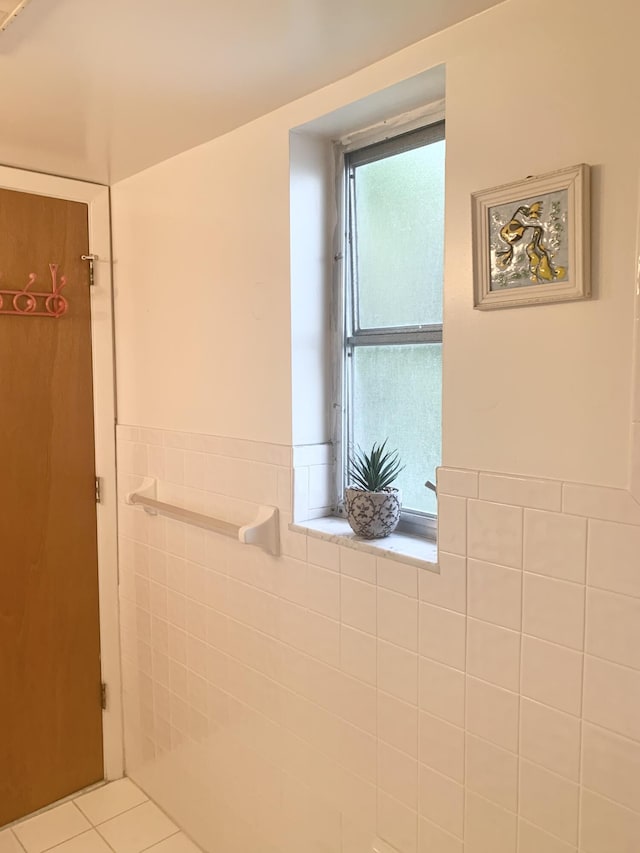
[0,780,202,853]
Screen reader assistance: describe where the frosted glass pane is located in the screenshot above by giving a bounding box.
[351,344,441,514]
[353,140,445,329]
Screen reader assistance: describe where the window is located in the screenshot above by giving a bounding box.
[339,120,445,536]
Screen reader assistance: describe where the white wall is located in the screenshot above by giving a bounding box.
[112,121,293,445]
[113,0,638,488]
[111,0,640,851]
[289,131,334,447]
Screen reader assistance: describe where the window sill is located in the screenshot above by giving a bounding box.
[290,516,439,572]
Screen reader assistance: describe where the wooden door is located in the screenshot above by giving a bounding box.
[0,188,103,826]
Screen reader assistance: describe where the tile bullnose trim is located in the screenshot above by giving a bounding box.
[562,482,640,525]
[631,423,640,505]
[289,517,439,572]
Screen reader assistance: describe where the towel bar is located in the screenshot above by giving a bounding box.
[126,478,279,556]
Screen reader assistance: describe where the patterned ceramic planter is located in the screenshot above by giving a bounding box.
[345,487,401,539]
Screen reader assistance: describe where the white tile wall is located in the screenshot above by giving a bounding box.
[467,500,523,569]
[117,438,640,853]
[465,734,518,811]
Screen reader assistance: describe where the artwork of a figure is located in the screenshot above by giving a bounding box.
[489,189,569,291]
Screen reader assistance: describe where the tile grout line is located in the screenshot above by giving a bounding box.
[415,531,422,850]
[12,801,91,853]
[138,828,182,852]
[8,828,26,853]
[576,517,591,852]
[462,496,468,846]
[9,785,168,853]
[3,783,106,833]
[516,504,525,851]
[80,798,152,832]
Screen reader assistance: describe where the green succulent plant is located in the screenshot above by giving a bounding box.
[348,440,404,492]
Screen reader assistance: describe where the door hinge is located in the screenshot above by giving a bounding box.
[81,254,98,287]
[95,476,103,503]
[101,682,107,710]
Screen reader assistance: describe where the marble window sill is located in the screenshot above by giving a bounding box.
[290,516,439,572]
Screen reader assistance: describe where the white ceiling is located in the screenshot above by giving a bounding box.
[0,0,503,185]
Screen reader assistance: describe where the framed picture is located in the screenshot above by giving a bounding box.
[472,163,590,309]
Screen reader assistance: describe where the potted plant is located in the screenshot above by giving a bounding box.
[345,441,404,539]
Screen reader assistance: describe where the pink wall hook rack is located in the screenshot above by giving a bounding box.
[0,263,68,318]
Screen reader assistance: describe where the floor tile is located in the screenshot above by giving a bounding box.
[0,830,24,853]
[146,834,203,852]
[13,803,90,853]
[48,830,112,852]
[75,779,148,825]
[96,801,178,853]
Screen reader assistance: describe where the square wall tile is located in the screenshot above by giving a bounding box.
[467,618,520,692]
[378,641,418,705]
[586,587,640,670]
[523,573,585,650]
[418,818,463,853]
[631,422,640,503]
[467,500,523,569]
[583,655,640,741]
[465,734,518,812]
[587,519,640,597]
[521,635,583,716]
[419,603,465,671]
[341,576,377,636]
[467,558,522,630]
[306,563,340,620]
[307,536,340,571]
[378,588,418,651]
[582,723,640,813]
[580,788,640,853]
[75,779,148,825]
[378,742,419,808]
[341,625,377,686]
[466,676,519,753]
[377,558,418,598]
[479,473,561,511]
[292,465,309,522]
[377,792,417,853]
[418,657,465,728]
[517,820,577,853]
[419,712,464,783]
[14,803,91,853]
[437,496,467,556]
[520,697,580,781]
[308,463,334,511]
[277,556,308,607]
[340,547,376,583]
[464,791,517,853]
[519,759,579,845]
[523,509,586,583]
[341,820,375,853]
[378,691,419,758]
[418,765,464,839]
[419,552,466,614]
[164,449,185,485]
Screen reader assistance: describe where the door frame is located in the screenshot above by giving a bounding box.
[0,165,123,781]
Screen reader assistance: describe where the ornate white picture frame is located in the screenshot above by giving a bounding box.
[472,163,590,309]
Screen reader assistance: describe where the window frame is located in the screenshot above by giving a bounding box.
[333,118,445,539]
